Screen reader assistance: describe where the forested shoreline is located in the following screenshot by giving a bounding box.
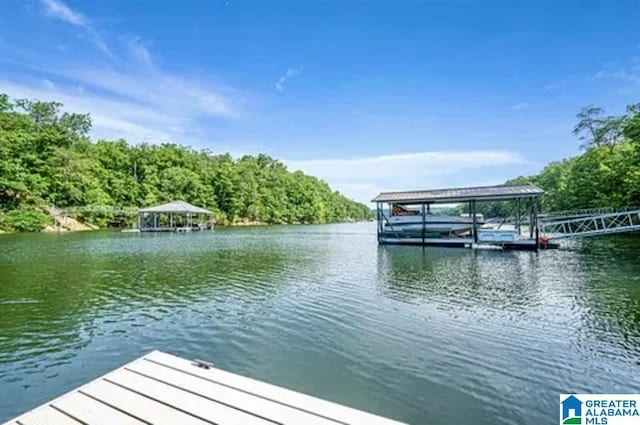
[2,93,639,232]
[474,103,640,217]
[0,94,372,232]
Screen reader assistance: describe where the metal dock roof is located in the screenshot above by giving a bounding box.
[139,200,213,214]
[372,183,544,204]
[4,351,406,425]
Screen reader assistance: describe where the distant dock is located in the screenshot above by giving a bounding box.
[136,200,214,233]
[3,351,405,425]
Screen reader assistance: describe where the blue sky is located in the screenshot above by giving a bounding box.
[1,0,639,203]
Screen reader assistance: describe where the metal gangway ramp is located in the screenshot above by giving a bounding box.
[539,208,640,240]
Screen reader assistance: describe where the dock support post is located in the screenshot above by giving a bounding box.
[515,198,521,235]
[471,200,478,244]
[376,203,381,243]
[421,203,426,246]
[534,198,539,251]
[528,198,534,238]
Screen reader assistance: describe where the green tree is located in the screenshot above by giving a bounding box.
[0,92,373,231]
[573,105,624,150]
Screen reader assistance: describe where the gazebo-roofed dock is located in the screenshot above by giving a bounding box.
[138,200,214,232]
[372,183,546,251]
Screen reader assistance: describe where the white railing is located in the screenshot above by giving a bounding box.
[539,209,640,240]
[540,206,640,222]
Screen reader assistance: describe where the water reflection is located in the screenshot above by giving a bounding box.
[0,231,295,365]
[1,225,640,424]
[376,246,544,314]
[374,240,640,423]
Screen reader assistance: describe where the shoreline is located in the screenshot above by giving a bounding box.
[0,219,373,234]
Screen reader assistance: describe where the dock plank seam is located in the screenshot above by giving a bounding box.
[48,404,91,425]
[5,351,407,425]
[4,352,168,425]
[75,389,152,425]
[121,365,343,425]
[100,378,222,425]
[141,358,351,425]
[120,368,283,425]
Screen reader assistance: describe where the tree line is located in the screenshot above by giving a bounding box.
[0,94,372,231]
[474,103,640,217]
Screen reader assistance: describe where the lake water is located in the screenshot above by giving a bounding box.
[1,223,639,424]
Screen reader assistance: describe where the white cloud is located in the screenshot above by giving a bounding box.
[39,0,112,57]
[69,68,237,118]
[127,37,153,67]
[544,82,563,91]
[86,31,114,58]
[275,66,303,92]
[594,69,640,85]
[0,78,173,142]
[0,58,240,144]
[512,102,529,111]
[285,150,528,204]
[592,57,640,94]
[41,0,87,26]
[5,1,242,147]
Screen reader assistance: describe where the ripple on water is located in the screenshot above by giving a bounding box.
[1,227,640,424]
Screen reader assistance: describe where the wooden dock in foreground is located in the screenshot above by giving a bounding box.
[4,350,406,425]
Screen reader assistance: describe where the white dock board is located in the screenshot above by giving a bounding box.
[5,350,407,425]
[104,369,272,425]
[80,380,211,425]
[53,392,145,425]
[116,364,324,424]
[147,351,406,425]
[14,405,79,425]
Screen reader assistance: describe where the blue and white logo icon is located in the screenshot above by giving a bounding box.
[560,393,640,424]
[561,395,582,424]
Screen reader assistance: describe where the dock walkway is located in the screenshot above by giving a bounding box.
[4,351,405,425]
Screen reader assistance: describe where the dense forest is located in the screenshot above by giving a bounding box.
[473,103,640,218]
[2,92,639,232]
[0,94,372,232]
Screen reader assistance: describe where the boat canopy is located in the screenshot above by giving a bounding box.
[372,183,544,204]
[138,200,213,214]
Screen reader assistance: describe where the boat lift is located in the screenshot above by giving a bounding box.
[372,184,545,251]
[372,183,640,251]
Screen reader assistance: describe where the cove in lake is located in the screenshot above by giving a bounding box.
[0,223,639,424]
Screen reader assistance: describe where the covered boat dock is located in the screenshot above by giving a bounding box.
[372,183,545,251]
[138,200,214,232]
